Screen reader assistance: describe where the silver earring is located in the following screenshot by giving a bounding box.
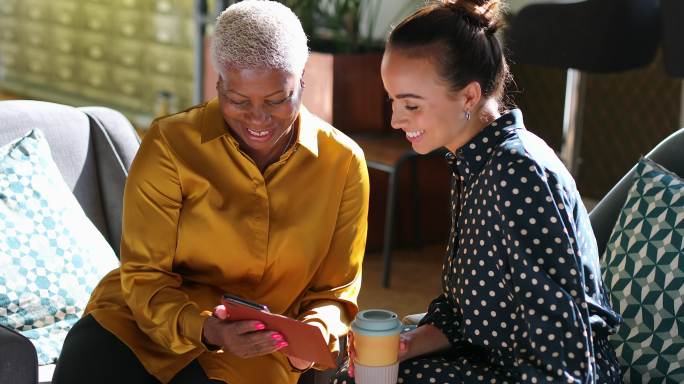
[464,110,471,121]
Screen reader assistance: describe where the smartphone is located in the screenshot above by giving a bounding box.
[220,294,336,368]
[222,293,270,312]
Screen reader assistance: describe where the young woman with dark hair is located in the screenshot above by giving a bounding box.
[333,1,622,382]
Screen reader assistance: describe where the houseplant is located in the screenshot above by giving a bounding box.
[278,0,412,134]
[281,0,384,53]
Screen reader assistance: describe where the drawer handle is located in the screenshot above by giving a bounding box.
[122,84,136,95]
[59,68,72,79]
[88,20,103,30]
[29,62,43,72]
[157,31,171,43]
[157,1,172,13]
[89,47,103,59]
[29,9,42,19]
[157,62,171,73]
[89,76,103,87]
[59,42,72,53]
[122,24,136,36]
[122,55,136,66]
[58,14,72,24]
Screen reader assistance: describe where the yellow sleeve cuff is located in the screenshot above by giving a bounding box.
[178,305,212,348]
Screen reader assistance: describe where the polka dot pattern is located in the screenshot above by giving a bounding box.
[333,110,622,383]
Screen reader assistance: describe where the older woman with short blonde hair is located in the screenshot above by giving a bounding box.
[53,1,369,383]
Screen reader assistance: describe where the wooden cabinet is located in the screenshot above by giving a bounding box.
[0,0,197,125]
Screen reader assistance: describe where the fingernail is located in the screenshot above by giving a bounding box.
[215,306,227,318]
[271,333,283,340]
[276,341,288,348]
[254,323,265,330]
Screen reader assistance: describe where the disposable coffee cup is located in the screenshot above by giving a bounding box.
[351,309,403,384]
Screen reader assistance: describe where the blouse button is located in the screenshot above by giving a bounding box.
[445,151,457,165]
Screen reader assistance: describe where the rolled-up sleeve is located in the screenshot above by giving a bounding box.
[119,123,209,354]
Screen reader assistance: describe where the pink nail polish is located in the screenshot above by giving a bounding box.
[216,308,226,318]
[271,333,283,340]
[254,323,265,330]
[276,341,288,348]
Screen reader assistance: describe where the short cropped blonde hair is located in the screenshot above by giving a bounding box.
[211,0,309,77]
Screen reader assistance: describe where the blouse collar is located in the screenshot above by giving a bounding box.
[445,109,525,177]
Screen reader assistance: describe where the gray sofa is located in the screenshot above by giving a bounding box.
[589,128,684,256]
[0,100,340,384]
[0,100,140,383]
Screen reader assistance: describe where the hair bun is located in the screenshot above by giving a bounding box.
[443,0,488,5]
[442,0,503,33]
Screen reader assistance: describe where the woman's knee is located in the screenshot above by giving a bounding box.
[53,315,152,384]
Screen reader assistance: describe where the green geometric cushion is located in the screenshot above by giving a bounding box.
[0,129,119,365]
[602,158,684,383]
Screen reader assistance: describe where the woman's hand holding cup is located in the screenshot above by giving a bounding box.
[202,304,289,359]
[347,331,410,378]
[348,309,403,384]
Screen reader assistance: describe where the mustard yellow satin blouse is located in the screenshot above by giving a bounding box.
[84,99,369,383]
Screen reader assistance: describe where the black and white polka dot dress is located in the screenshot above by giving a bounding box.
[333,110,623,384]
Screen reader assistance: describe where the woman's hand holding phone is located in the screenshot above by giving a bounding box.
[201,304,289,359]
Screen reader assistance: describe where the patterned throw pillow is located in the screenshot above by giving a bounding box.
[0,129,119,365]
[602,158,684,383]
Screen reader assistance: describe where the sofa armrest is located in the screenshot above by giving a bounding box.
[0,325,38,384]
[590,128,684,256]
[402,313,426,326]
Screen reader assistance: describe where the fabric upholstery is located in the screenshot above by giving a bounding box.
[591,129,684,256]
[0,101,107,241]
[79,107,139,255]
[0,129,119,365]
[0,101,139,255]
[602,158,684,382]
[0,100,139,384]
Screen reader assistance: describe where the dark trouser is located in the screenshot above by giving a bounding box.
[53,315,223,384]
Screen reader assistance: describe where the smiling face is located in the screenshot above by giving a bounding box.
[381,49,482,154]
[217,67,302,166]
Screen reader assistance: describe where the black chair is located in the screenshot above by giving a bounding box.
[506,0,660,175]
[662,0,684,132]
[662,0,684,78]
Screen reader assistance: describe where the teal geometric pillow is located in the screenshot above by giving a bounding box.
[0,129,119,365]
[602,158,684,383]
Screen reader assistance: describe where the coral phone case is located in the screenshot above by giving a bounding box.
[222,294,337,369]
